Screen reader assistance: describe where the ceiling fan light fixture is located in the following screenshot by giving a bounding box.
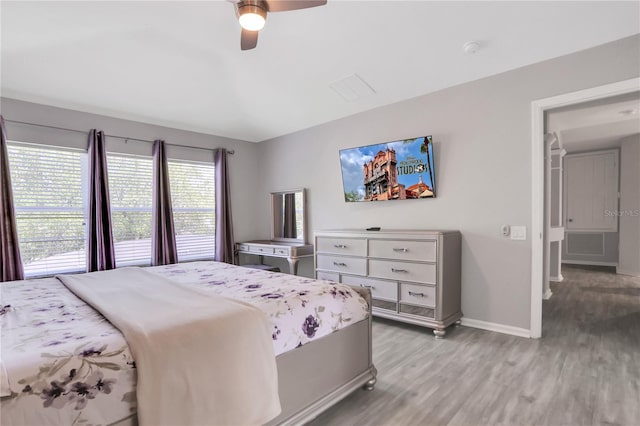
[238,4,267,31]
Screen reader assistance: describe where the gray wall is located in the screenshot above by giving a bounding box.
[618,134,640,276]
[0,98,262,244]
[255,35,640,330]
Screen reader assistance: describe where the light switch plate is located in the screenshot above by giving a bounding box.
[510,226,527,240]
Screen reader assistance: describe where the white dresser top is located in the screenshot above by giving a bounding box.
[315,229,460,237]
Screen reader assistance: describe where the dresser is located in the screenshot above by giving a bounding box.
[236,240,314,275]
[315,229,462,338]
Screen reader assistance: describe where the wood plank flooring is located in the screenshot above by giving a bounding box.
[307,265,640,426]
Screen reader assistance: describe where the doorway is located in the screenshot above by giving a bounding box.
[530,77,640,338]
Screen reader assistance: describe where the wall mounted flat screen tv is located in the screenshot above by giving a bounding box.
[340,136,435,202]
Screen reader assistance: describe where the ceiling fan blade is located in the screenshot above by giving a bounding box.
[241,29,259,50]
[264,0,326,12]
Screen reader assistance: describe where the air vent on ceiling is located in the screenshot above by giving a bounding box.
[330,73,376,102]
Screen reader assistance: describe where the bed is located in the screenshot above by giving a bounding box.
[0,261,376,425]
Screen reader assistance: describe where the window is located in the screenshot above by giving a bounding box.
[7,143,87,277]
[168,160,215,261]
[107,154,153,266]
[6,141,217,274]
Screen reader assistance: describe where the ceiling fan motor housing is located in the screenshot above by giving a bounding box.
[236,1,267,20]
[235,0,327,49]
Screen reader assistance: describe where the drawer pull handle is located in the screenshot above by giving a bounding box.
[360,284,375,289]
[334,244,347,248]
[333,262,347,267]
[408,291,425,297]
[391,268,408,273]
[393,248,408,252]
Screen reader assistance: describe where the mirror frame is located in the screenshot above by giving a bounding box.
[270,188,307,244]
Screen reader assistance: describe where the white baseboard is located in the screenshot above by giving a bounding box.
[562,260,617,267]
[616,269,640,277]
[549,273,564,282]
[542,288,553,300]
[460,318,531,338]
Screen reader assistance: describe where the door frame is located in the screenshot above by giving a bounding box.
[530,77,639,338]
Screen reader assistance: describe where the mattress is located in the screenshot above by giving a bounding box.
[0,261,368,426]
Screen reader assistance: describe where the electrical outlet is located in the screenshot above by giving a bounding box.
[510,226,527,240]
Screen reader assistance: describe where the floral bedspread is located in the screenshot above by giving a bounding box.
[0,261,368,426]
[146,262,368,354]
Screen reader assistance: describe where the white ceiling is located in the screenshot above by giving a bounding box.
[547,93,640,152]
[1,1,639,142]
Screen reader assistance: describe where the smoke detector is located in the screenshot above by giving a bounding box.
[463,41,481,54]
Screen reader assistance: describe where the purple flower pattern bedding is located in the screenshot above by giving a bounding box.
[0,261,368,426]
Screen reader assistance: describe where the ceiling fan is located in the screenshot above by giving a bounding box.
[231,0,327,50]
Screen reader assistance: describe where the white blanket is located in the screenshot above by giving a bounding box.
[0,360,10,397]
[58,267,280,426]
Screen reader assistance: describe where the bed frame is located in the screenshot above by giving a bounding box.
[112,286,376,426]
[268,285,377,425]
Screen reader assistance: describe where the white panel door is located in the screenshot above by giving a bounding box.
[564,150,618,231]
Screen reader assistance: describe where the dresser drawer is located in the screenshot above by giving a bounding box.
[250,246,275,255]
[369,239,437,262]
[316,237,367,256]
[368,259,436,284]
[317,254,367,275]
[237,243,250,251]
[316,271,339,282]
[399,304,435,318]
[400,283,436,308]
[341,275,397,301]
[274,247,290,256]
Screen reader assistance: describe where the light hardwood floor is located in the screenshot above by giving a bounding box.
[307,265,640,426]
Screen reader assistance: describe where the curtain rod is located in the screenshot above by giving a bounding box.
[4,119,235,155]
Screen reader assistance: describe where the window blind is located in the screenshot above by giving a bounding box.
[107,154,153,266]
[168,160,215,261]
[7,142,87,277]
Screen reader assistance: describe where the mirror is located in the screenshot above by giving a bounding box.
[271,189,306,244]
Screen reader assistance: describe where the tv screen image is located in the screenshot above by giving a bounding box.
[339,136,435,202]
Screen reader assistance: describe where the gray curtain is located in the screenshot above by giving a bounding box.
[151,140,178,266]
[214,149,234,264]
[0,116,24,282]
[87,129,116,272]
[283,193,297,238]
